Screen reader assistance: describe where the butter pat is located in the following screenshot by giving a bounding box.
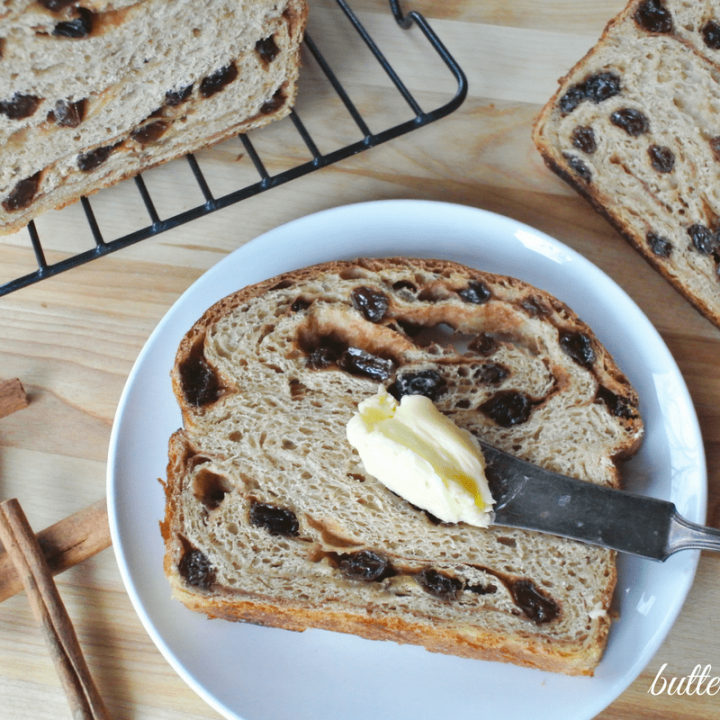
[346,388,494,527]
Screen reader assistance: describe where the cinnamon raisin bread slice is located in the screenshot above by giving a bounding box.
[161,258,643,676]
[533,0,720,328]
[0,0,307,234]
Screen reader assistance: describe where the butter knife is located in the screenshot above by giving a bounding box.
[478,440,719,561]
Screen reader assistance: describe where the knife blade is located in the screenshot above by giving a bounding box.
[477,439,719,561]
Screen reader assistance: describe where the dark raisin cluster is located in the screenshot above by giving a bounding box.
[0,93,41,120]
[53,7,94,38]
[634,0,674,34]
[200,63,238,98]
[388,370,446,401]
[351,286,389,323]
[479,391,533,427]
[48,98,86,128]
[563,153,592,183]
[178,343,222,407]
[130,120,169,145]
[687,224,718,255]
[570,125,597,154]
[416,568,463,601]
[338,550,396,581]
[558,72,621,115]
[647,144,675,173]
[2,173,41,213]
[508,578,560,624]
[596,386,639,420]
[610,108,650,136]
[77,143,120,172]
[178,548,216,589]
[703,20,720,50]
[646,231,673,258]
[458,280,491,304]
[559,330,596,368]
[249,501,300,536]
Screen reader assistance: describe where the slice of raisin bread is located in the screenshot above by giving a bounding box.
[533,0,720,328]
[161,258,643,676]
[0,0,307,234]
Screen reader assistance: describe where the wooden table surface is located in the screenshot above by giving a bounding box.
[2,1,720,718]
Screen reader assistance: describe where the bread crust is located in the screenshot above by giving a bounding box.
[162,257,642,676]
[532,0,720,328]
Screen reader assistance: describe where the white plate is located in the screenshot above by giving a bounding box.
[107,200,705,720]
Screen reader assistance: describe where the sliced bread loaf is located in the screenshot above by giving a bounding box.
[0,0,307,233]
[533,0,720,328]
[161,257,643,676]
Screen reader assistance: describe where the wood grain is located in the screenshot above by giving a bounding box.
[1,1,719,719]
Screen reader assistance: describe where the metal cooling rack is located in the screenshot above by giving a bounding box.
[0,0,467,296]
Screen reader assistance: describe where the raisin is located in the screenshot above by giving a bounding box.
[508,578,560,624]
[468,583,497,595]
[458,280,491,304]
[558,73,620,114]
[48,98,86,128]
[559,330,596,368]
[0,93,41,120]
[563,154,592,183]
[468,332,497,355]
[256,35,279,64]
[130,120,169,145]
[178,343,221,406]
[2,172,41,212]
[199,63,238,98]
[166,84,194,106]
[584,72,622,103]
[634,0,674,34]
[520,296,552,318]
[250,501,299,536]
[559,85,586,114]
[479,391,532,427]
[351,286,389,322]
[39,0,77,9]
[388,370,446,401]
[687,224,716,254]
[338,347,394,381]
[416,568,463,601]
[710,137,720,163]
[571,125,597,154]
[647,231,672,257]
[648,144,674,173]
[610,108,649,136]
[291,297,311,312]
[474,362,509,385]
[596,386,638,420]
[77,143,118,172]
[703,20,720,50]
[260,89,285,115]
[178,548,215,589]
[338,550,396,581]
[53,7,94,38]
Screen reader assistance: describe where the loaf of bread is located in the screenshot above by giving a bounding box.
[0,0,307,234]
[533,0,720,328]
[161,257,644,676]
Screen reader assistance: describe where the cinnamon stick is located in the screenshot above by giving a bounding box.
[0,499,111,604]
[0,499,112,720]
[0,378,29,419]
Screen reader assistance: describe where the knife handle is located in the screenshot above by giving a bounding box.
[666,511,720,557]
